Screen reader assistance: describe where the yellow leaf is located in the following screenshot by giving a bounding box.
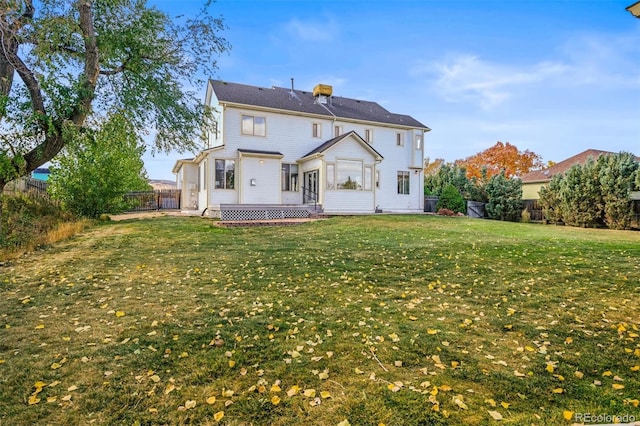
[214,411,224,422]
[485,398,497,407]
[303,389,316,398]
[228,360,235,367]
[206,396,216,404]
[61,394,72,401]
[564,337,573,344]
[270,384,281,393]
[552,388,564,394]
[337,420,351,426]
[318,371,329,380]
[286,385,300,397]
[28,395,40,405]
[51,362,62,370]
[439,385,452,392]
[627,399,639,408]
[46,396,57,403]
[354,368,364,374]
[602,371,612,377]
[545,364,554,373]
[574,371,584,379]
[500,402,510,409]
[271,395,281,405]
[563,410,574,420]
[164,383,176,394]
[150,375,161,383]
[427,329,439,335]
[631,365,640,372]
[320,391,331,399]
[115,311,125,317]
[184,400,196,409]
[612,384,625,390]
[488,410,503,420]
[453,394,468,410]
[222,389,234,397]
[35,324,44,329]
[67,385,78,392]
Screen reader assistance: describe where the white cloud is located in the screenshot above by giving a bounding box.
[284,17,337,42]
[415,54,567,110]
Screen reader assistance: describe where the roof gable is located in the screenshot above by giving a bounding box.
[301,131,384,161]
[211,80,430,130]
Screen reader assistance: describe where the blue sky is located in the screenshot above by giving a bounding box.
[146,0,640,180]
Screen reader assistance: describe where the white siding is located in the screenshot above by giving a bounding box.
[240,156,281,204]
[202,104,426,212]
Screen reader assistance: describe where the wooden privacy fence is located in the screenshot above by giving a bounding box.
[124,189,181,212]
[5,177,50,196]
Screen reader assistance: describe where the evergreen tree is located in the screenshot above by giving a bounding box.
[485,172,522,221]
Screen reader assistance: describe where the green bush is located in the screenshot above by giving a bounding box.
[0,192,74,250]
[485,172,522,222]
[436,184,466,214]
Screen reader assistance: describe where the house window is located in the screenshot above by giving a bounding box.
[312,123,321,138]
[334,125,343,137]
[326,163,335,189]
[415,133,422,150]
[241,115,266,136]
[337,160,363,190]
[282,163,299,191]
[365,129,373,143]
[397,171,410,194]
[396,133,404,147]
[364,166,372,191]
[215,159,235,189]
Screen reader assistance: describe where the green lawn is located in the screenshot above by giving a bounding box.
[1,215,639,425]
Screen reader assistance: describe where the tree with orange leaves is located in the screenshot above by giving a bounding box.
[455,142,543,180]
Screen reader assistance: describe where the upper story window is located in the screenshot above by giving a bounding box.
[365,129,373,143]
[242,115,266,136]
[415,132,422,150]
[334,125,343,137]
[396,132,404,147]
[312,123,322,138]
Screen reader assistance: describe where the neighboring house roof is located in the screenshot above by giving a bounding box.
[521,149,615,183]
[172,158,194,174]
[627,1,640,17]
[301,131,384,161]
[211,80,431,130]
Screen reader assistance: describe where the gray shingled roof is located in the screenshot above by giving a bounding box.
[211,80,430,130]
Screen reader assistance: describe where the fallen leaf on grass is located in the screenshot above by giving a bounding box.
[488,410,503,420]
[214,411,224,421]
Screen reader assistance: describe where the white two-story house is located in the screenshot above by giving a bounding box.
[173,80,430,219]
